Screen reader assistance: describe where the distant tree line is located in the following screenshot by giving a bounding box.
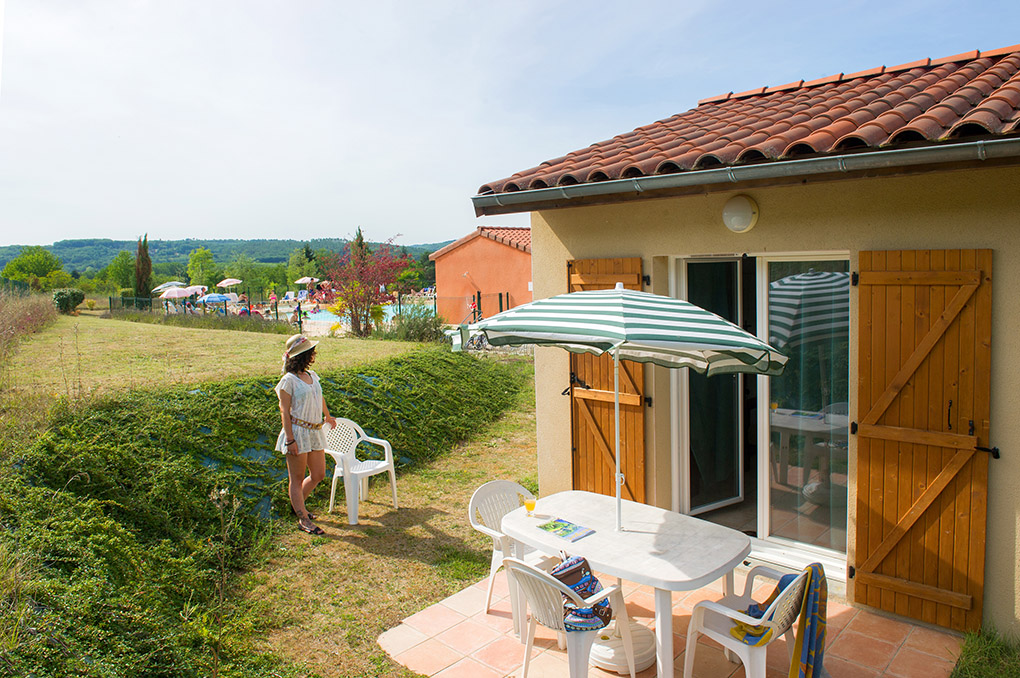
[0,236,439,300]
[0,237,446,273]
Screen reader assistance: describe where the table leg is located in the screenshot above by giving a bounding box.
[654,588,672,677]
[723,571,735,662]
[779,431,791,485]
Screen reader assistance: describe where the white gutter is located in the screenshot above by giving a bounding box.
[472,137,1020,214]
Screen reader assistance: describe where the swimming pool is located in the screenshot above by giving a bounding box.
[305,304,413,324]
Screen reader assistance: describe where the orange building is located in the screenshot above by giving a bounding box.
[429,226,531,324]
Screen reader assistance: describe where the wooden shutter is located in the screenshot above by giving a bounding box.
[854,249,992,632]
[567,258,645,503]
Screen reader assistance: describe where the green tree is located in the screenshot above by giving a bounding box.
[40,269,75,291]
[102,250,134,289]
[187,247,220,288]
[287,247,319,287]
[1,246,63,282]
[134,234,152,297]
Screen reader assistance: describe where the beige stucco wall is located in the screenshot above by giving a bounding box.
[529,164,1020,635]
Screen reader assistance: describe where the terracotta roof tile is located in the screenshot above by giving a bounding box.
[429,227,531,259]
[477,44,1020,195]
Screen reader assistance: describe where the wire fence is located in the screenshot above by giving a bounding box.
[0,277,30,295]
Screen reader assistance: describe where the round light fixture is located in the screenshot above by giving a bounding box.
[722,195,759,233]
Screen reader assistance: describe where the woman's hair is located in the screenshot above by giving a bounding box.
[283,348,315,374]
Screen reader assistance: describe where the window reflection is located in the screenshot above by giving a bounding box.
[767,262,850,552]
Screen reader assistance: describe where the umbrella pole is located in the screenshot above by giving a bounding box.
[615,349,623,531]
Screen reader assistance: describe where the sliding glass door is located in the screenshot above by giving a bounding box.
[764,259,850,552]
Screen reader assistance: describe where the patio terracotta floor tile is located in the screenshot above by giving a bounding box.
[901,625,963,662]
[686,642,741,677]
[824,656,882,678]
[381,576,961,678]
[625,589,657,619]
[885,646,956,678]
[473,634,535,674]
[433,656,504,678]
[377,622,427,656]
[441,583,490,617]
[828,630,899,670]
[846,610,913,646]
[506,649,568,677]
[678,586,724,609]
[436,618,504,655]
[403,603,467,635]
[393,637,463,676]
[471,607,516,635]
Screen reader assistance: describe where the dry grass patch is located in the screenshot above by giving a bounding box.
[239,358,537,678]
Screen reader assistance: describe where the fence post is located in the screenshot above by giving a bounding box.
[498,293,503,313]
[475,290,482,321]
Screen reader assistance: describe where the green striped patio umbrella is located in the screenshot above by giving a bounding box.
[452,283,787,529]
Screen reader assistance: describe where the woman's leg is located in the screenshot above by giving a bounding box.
[285,452,311,518]
[302,449,326,502]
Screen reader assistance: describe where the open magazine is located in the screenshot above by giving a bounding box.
[537,518,594,542]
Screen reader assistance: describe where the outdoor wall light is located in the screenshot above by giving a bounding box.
[722,195,759,233]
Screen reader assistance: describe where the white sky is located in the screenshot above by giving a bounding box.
[0,0,1018,247]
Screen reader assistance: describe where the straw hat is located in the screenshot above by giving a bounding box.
[284,334,318,359]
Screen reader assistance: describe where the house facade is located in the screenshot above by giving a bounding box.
[472,46,1020,636]
[429,226,532,323]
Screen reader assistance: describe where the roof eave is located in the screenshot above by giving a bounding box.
[472,138,1020,216]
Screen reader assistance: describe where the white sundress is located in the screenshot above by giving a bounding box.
[274,370,327,454]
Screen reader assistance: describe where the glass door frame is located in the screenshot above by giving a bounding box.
[668,251,852,581]
[755,252,851,573]
[676,257,745,516]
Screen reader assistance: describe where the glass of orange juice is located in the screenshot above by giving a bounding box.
[524,498,536,516]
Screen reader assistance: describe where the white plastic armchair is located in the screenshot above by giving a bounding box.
[323,419,398,525]
[468,480,557,614]
[683,566,809,678]
[504,557,635,678]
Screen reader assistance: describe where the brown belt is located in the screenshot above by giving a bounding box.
[291,416,323,430]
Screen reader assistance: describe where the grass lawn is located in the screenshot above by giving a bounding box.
[235,358,537,678]
[9,314,418,398]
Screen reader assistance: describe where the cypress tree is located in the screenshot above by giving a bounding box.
[135,234,152,298]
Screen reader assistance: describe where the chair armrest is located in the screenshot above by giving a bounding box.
[471,522,504,541]
[692,599,771,628]
[361,436,395,463]
[569,584,620,608]
[323,449,344,468]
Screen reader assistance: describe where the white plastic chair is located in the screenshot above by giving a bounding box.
[468,480,558,614]
[323,419,398,525]
[504,557,635,678]
[683,566,809,678]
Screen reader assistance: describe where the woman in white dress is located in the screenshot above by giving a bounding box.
[275,334,336,534]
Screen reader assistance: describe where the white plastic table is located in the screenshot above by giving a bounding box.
[770,408,849,484]
[502,490,750,677]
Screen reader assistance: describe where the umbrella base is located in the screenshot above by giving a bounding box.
[589,620,656,673]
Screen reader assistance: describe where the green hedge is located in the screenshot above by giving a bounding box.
[1,346,525,676]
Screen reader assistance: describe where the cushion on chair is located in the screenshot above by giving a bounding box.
[551,556,612,632]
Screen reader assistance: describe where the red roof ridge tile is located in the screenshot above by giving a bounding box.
[478,43,1020,198]
[697,43,1020,107]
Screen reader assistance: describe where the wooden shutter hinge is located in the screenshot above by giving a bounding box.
[644,396,653,407]
[848,565,856,579]
[850,421,858,434]
[642,274,651,286]
[851,272,859,286]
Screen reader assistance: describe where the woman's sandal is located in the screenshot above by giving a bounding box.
[298,520,325,536]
